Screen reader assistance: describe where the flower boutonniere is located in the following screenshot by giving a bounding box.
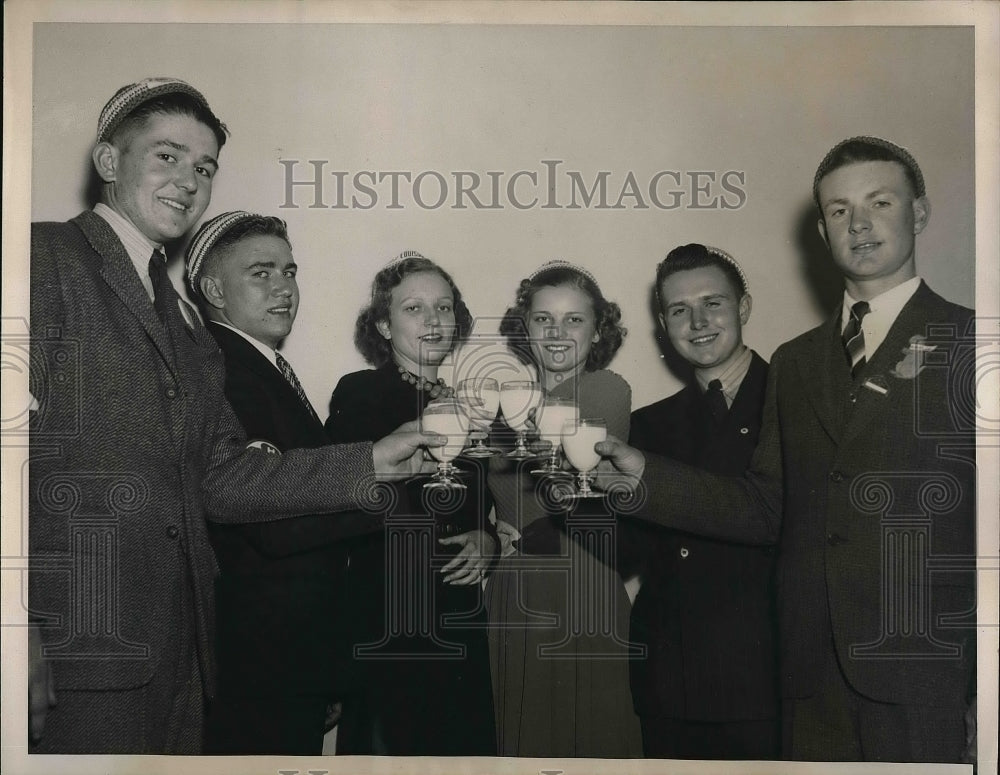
[891,335,937,379]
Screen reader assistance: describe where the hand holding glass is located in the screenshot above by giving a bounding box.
[561,417,607,497]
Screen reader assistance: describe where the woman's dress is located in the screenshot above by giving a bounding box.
[484,368,643,757]
[325,363,496,755]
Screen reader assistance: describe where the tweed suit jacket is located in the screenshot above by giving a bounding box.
[28,211,376,748]
[636,282,975,708]
[207,322,379,698]
[626,352,778,721]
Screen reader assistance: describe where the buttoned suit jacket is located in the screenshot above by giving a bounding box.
[207,323,380,701]
[636,282,975,709]
[626,351,778,721]
[28,211,375,752]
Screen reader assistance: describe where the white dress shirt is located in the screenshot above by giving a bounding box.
[841,276,921,360]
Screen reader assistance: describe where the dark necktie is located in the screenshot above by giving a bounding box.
[276,352,319,421]
[705,378,728,426]
[842,300,871,378]
[148,250,173,324]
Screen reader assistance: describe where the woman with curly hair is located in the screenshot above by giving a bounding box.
[486,261,642,757]
[325,251,497,755]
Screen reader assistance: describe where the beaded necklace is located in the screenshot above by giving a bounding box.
[397,365,454,399]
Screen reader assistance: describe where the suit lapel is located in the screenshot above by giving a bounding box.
[858,281,937,380]
[210,323,283,384]
[75,212,179,376]
[841,282,939,444]
[208,323,314,420]
[791,314,851,444]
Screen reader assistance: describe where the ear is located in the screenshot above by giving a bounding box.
[817,217,829,247]
[739,293,753,325]
[199,275,226,310]
[657,311,667,331]
[376,319,391,340]
[92,142,119,183]
[912,196,930,235]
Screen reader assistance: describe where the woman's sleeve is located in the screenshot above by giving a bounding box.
[581,370,632,440]
[325,373,380,443]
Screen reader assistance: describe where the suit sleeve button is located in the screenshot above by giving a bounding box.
[679,547,689,558]
[739,427,749,435]
[166,525,179,539]
[829,470,844,483]
[165,387,177,399]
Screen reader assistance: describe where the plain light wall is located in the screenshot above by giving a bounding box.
[30,23,976,414]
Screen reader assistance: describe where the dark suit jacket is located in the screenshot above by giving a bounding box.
[28,212,375,752]
[206,323,379,701]
[636,283,976,711]
[325,365,498,756]
[627,351,778,721]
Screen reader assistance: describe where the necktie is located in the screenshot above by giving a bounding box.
[705,378,728,426]
[276,352,319,421]
[842,300,871,378]
[148,250,173,324]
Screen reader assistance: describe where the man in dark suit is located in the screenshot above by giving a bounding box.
[27,78,439,754]
[185,211,376,753]
[627,243,778,759]
[600,137,976,763]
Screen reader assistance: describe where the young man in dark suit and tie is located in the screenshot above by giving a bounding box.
[626,244,778,759]
[186,211,378,754]
[28,79,440,754]
[600,137,976,763]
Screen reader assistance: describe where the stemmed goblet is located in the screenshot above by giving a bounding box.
[531,397,578,476]
[456,378,501,457]
[500,380,542,459]
[560,417,607,498]
[421,399,471,489]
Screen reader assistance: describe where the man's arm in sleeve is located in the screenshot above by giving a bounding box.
[615,350,786,546]
[201,402,439,523]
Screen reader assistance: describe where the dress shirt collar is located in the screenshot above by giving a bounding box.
[841,276,921,360]
[209,320,279,370]
[694,344,752,408]
[93,203,164,301]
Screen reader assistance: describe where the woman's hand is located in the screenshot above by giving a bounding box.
[439,529,498,585]
[494,519,521,557]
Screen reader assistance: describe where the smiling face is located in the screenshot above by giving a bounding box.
[202,234,298,350]
[526,283,600,386]
[94,112,219,244]
[377,271,457,375]
[658,264,751,378]
[816,160,929,300]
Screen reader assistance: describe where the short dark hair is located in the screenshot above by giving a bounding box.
[500,263,626,372]
[354,255,474,368]
[813,136,925,209]
[110,93,229,151]
[196,215,291,301]
[655,243,747,309]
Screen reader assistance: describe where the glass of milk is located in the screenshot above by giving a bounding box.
[561,417,607,498]
[421,399,471,489]
[531,397,578,476]
[456,378,501,457]
[500,380,542,459]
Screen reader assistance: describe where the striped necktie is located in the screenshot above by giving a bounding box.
[275,352,319,421]
[842,300,870,378]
